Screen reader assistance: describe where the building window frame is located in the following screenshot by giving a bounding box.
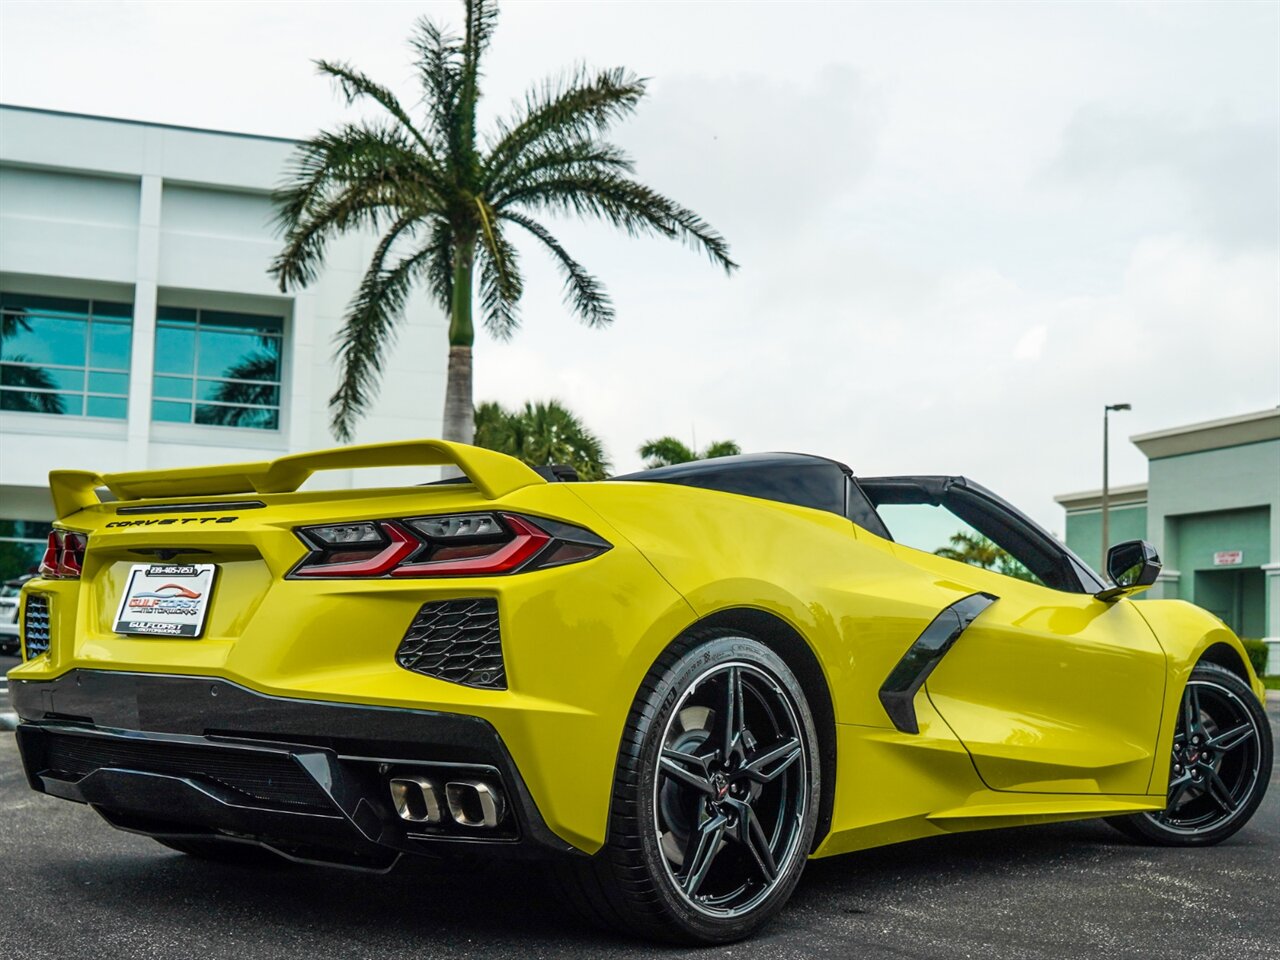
[151,304,285,432]
[0,292,133,421]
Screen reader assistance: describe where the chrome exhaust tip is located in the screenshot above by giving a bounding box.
[445,779,506,828]
[389,775,443,823]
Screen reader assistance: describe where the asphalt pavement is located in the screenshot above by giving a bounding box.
[1,682,1276,960]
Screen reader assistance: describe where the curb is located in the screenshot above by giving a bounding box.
[1266,690,1280,705]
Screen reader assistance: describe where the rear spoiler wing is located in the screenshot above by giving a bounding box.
[47,440,546,519]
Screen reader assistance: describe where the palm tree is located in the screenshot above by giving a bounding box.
[200,350,282,428]
[0,355,66,415]
[936,531,1039,583]
[270,0,736,443]
[474,399,610,480]
[638,436,741,468]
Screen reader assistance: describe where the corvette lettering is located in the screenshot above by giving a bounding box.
[106,517,239,527]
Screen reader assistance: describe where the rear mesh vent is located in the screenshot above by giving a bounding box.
[22,593,51,659]
[396,598,505,689]
[43,734,332,812]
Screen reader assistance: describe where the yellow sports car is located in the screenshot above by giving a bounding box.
[10,441,1272,943]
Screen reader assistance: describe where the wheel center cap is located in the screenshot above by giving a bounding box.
[713,773,730,799]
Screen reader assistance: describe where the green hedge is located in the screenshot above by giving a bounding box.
[1241,638,1268,677]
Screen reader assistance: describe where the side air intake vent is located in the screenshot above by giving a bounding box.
[395,598,505,689]
[22,593,51,659]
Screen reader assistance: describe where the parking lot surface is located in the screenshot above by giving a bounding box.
[1,684,1276,960]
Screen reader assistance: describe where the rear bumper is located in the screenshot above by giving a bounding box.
[12,670,579,868]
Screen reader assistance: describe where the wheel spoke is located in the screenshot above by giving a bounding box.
[722,667,744,759]
[738,737,801,784]
[1166,769,1194,809]
[681,811,728,897]
[1183,683,1201,735]
[1207,722,1255,753]
[660,749,715,795]
[726,798,778,882]
[1205,769,1239,815]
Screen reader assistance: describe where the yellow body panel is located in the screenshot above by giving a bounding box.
[12,441,1265,858]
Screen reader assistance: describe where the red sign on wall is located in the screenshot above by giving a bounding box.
[1213,550,1243,566]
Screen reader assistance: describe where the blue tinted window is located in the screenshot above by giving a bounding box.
[152,400,192,422]
[154,325,196,375]
[0,292,132,419]
[151,306,284,431]
[90,322,132,369]
[86,396,128,419]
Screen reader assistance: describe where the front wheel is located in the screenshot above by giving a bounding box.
[1109,662,1272,846]
[556,631,821,943]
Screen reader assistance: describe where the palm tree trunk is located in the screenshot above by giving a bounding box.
[442,345,474,444]
[441,244,476,444]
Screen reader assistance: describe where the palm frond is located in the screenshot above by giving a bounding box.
[501,211,613,327]
[270,123,442,291]
[473,399,514,451]
[701,440,741,459]
[409,14,468,168]
[424,219,455,312]
[475,202,523,339]
[315,59,444,174]
[484,67,646,188]
[0,358,65,414]
[488,137,634,202]
[639,436,697,468]
[500,172,738,273]
[328,220,433,441]
[200,351,282,428]
[476,399,610,479]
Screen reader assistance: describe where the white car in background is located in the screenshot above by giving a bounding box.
[0,576,32,656]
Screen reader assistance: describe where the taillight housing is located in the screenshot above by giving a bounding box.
[289,512,610,579]
[39,530,88,580]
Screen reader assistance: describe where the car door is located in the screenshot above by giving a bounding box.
[862,477,1167,796]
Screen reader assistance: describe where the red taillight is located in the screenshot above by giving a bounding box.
[39,530,88,580]
[292,523,418,577]
[289,513,608,579]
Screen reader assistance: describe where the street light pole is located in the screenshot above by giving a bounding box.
[1102,402,1132,571]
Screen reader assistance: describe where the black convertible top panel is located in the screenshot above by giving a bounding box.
[611,452,858,520]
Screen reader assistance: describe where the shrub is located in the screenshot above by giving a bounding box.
[1240,638,1269,677]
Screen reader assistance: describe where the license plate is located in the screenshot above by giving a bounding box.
[114,563,217,638]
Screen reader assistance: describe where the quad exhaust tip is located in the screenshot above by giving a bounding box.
[445,779,506,829]
[388,775,506,829]
[389,776,442,823]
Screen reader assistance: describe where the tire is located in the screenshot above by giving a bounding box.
[1108,661,1272,846]
[154,836,292,866]
[555,629,821,943]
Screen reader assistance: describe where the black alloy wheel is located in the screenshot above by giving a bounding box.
[654,661,808,917]
[554,630,820,943]
[1109,661,1272,846]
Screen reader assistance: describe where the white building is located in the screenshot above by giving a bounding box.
[0,105,448,580]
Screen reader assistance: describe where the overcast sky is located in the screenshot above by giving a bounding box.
[2,0,1277,531]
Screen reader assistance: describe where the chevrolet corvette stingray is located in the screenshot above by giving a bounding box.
[10,441,1272,943]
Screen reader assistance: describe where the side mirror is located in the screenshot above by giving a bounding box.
[1096,539,1162,602]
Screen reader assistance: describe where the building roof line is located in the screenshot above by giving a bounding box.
[0,103,300,146]
[1054,482,1149,508]
[1130,407,1280,460]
